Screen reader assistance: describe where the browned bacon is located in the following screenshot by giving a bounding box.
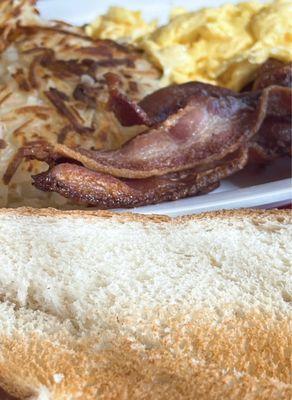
[106,73,234,127]
[2,0,291,213]
[249,60,292,161]
[57,88,269,179]
[32,148,248,208]
[252,59,292,90]
[4,76,290,208]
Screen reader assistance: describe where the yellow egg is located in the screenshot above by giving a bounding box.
[87,1,292,91]
[86,7,157,42]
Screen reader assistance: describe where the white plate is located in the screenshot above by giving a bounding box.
[39,0,291,216]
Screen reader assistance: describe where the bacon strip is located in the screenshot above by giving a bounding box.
[252,59,292,90]
[106,72,153,126]
[3,59,290,209]
[107,60,291,165]
[2,140,55,185]
[32,148,248,208]
[57,87,269,179]
[4,85,284,183]
[106,73,234,127]
[249,60,292,161]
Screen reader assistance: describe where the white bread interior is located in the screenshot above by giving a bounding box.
[0,208,291,399]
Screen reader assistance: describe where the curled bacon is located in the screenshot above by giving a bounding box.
[249,60,292,161]
[32,148,248,208]
[252,59,292,91]
[3,84,287,182]
[58,87,269,179]
[3,59,291,209]
[106,72,152,127]
[106,72,233,127]
[107,62,291,167]
[2,140,54,185]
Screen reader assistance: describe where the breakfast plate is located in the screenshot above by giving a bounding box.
[37,0,291,216]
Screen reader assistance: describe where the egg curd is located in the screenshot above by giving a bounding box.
[87,1,292,91]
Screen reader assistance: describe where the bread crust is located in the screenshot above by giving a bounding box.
[0,206,290,224]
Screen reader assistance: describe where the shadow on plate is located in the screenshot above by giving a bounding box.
[228,157,291,188]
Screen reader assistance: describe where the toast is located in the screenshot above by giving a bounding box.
[0,208,291,399]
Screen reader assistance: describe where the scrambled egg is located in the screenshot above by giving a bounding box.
[87,1,292,91]
[86,7,157,41]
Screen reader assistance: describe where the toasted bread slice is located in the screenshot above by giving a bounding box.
[0,208,291,399]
